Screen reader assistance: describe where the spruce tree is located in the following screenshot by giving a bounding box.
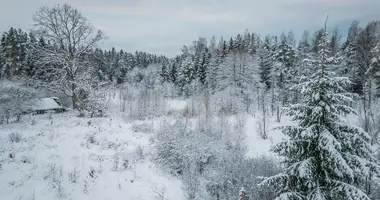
[259,30,380,200]
[1,27,23,78]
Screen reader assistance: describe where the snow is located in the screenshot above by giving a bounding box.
[29,97,64,110]
[244,115,288,158]
[0,93,292,200]
[166,99,188,111]
[0,111,185,200]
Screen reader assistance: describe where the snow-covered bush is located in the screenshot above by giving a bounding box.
[151,184,167,200]
[68,169,79,183]
[153,114,281,199]
[45,163,59,182]
[121,64,167,120]
[0,80,36,123]
[86,134,98,145]
[111,153,129,171]
[181,162,201,200]
[131,121,154,133]
[203,156,280,200]
[21,156,31,164]
[135,145,145,161]
[8,132,22,143]
[76,83,111,117]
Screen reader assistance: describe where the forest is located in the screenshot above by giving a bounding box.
[1,3,380,200]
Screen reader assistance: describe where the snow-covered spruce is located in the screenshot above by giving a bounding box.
[259,30,380,200]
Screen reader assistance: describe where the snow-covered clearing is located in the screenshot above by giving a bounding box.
[0,110,185,200]
[244,116,288,158]
[0,95,288,200]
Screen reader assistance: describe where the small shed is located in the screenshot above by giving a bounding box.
[30,97,66,114]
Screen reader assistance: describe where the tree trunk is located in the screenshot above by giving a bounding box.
[276,102,281,123]
[262,94,268,139]
[271,78,275,116]
[363,82,369,132]
[71,94,77,109]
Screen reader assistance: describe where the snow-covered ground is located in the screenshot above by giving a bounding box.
[0,111,186,200]
[0,95,288,200]
[244,116,287,158]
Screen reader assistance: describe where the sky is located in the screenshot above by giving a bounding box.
[0,0,380,56]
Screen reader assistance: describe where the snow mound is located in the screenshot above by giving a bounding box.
[166,100,187,111]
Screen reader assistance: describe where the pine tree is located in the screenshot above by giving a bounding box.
[160,59,171,83]
[116,50,127,84]
[1,27,23,78]
[260,30,380,200]
[354,21,379,133]
[330,26,342,55]
[25,32,38,77]
[177,46,196,96]
[370,41,380,97]
[259,35,274,90]
[311,29,324,54]
[273,32,297,106]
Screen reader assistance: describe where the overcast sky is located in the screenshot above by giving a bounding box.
[1,0,380,56]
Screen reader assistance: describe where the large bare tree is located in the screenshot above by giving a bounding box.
[32,4,105,109]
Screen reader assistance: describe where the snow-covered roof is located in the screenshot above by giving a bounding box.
[29,97,64,110]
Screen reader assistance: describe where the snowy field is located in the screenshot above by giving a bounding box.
[0,96,286,200]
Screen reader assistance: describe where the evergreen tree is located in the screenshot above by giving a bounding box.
[116,50,127,84]
[273,32,297,106]
[259,35,274,90]
[260,30,380,200]
[311,29,324,54]
[1,27,23,78]
[297,31,312,77]
[25,32,38,77]
[160,59,171,83]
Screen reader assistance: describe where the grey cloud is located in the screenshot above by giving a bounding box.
[0,0,379,56]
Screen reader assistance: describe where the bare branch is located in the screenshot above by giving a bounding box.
[32,4,105,109]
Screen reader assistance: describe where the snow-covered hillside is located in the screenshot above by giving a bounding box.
[0,105,186,200]
[0,94,288,200]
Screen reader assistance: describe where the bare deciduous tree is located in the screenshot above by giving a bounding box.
[32,4,105,109]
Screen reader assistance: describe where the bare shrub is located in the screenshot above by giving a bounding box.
[85,134,99,148]
[218,106,237,116]
[182,107,193,117]
[135,145,145,161]
[182,163,200,200]
[151,184,166,200]
[83,179,89,194]
[122,158,129,170]
[9,132,22,143]
[256,120,268,140]
[88,167,96,179]
[21,156,31,164]
[112,155,119,171]
[8,152,15,161]
[52,179,66,198]
[131,122,154,133]
[99,138,127,151]
[97,155,104,173]
[45,163,58,182]
[68,169,79,183]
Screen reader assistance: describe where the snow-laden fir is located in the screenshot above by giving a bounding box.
[259,30,380,200]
